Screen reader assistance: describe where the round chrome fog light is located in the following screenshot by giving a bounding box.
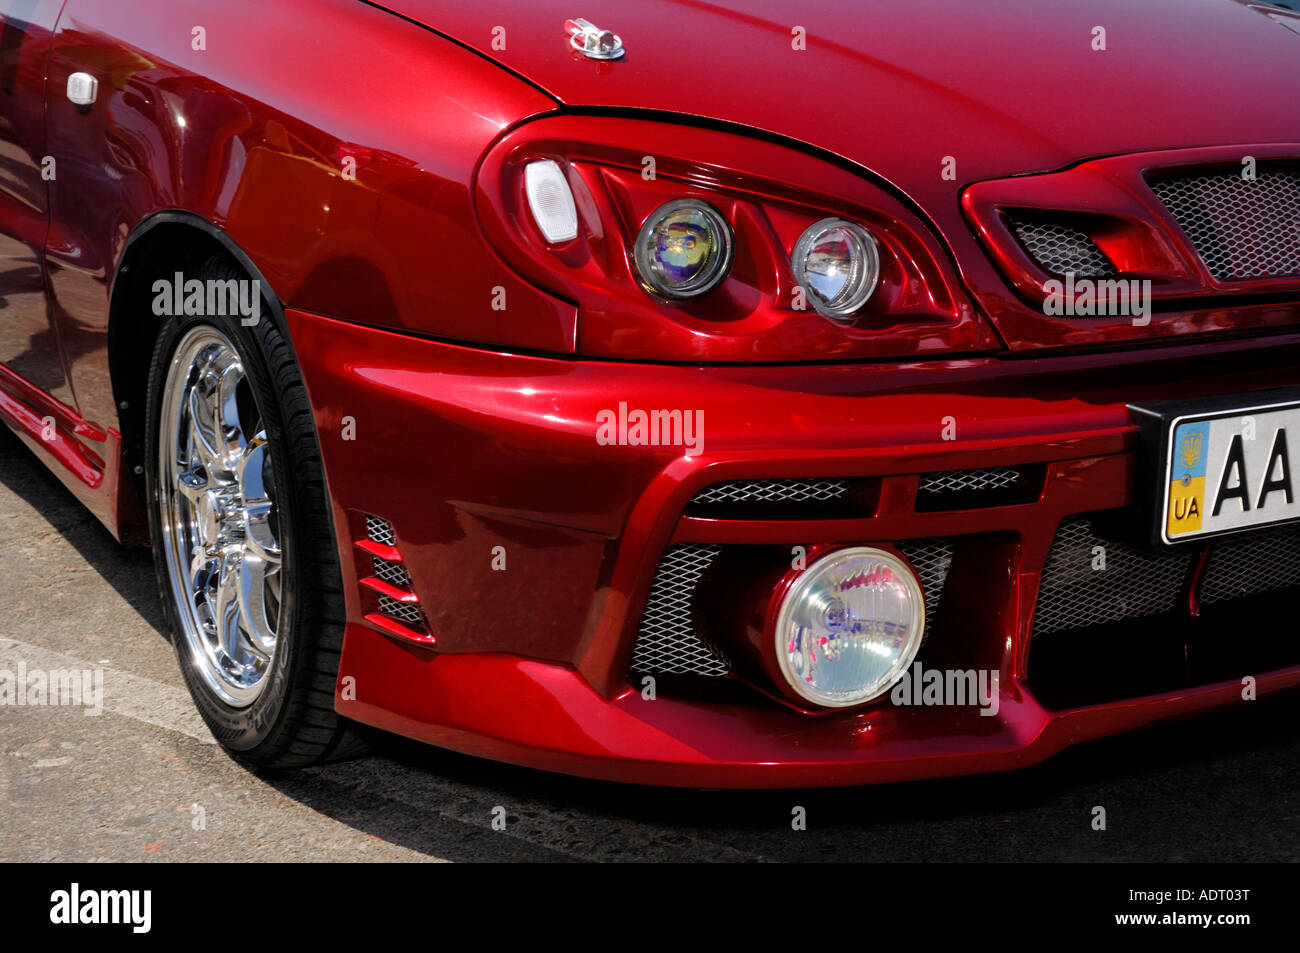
[633,199,733,298]
[791,218,881,320]
[774,547,924,708]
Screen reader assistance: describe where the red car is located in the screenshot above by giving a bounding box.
[3,0,1300,787]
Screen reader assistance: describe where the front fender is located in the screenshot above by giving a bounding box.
[44,0,568,435]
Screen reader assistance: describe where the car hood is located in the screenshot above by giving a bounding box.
[377,0,1300,194]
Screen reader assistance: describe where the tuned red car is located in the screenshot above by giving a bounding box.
[3,0,1300,787]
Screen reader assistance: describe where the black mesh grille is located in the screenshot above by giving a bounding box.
[1033,516,1300,639]
[1029,520,1300,709]
[1007,215,1115,278]
[1148,169,1300,281]
[1202,527,1300,604]
[629,539,954,677]
[1032,516,1194,638]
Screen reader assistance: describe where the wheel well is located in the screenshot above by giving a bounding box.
[108,216,277,507]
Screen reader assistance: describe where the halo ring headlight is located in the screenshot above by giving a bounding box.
[633,199,733,298]
[773,546,924,708]
[791,218,881,321]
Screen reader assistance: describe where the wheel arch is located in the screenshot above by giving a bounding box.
[107,211,295,516]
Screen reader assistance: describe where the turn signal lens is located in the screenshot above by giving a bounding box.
[524,159,579,243]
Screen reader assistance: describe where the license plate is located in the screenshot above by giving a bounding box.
[1131,390,1300,544]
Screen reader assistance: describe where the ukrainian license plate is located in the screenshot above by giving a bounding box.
[1131,390,1300,544]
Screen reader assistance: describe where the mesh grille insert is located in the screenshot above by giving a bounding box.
[1007,215,1115,278]
[365,515,397,547]
[371,556,412,588]
[916,466,1039,511]
[919,468,1022,495]
[377,594,424,628]
[691,479,850,505]
[897,538,955,641]
[1034,516,1300,640]
[1202,527,1300,604]
[629,544,728,676]
[1032,516,1194,638]
[1148,169,1300,281]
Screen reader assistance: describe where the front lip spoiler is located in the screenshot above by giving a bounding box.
[335,639,1300,788]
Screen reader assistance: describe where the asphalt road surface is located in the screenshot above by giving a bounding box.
[2,425,1298,863]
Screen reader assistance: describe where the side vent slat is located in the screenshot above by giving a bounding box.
[355,514,434,646]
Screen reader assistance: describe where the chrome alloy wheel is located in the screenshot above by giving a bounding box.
[157,326,283,707]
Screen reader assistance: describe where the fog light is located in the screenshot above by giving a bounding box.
[633,199,733,298]
[791,218,880,320]
[774,547,924,708]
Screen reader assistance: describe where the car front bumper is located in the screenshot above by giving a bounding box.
[287,307,1300,787]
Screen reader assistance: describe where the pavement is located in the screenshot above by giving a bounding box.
[2,424,1299,863]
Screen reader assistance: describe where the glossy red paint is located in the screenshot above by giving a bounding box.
[288,305,1300,784]
[962,144,1300,348]
[383,0,1300,352]
[2,0,1299,786]
[475,115,996,362]
[42,0,565,446]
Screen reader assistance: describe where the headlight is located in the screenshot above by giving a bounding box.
[791,218,881,320]
[774,547,924,708]
[475,116,987,361]
[633,199,733,298]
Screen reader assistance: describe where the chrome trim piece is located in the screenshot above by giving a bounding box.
[564,17,625,59]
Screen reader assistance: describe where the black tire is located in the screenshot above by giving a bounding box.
[143,255,368,768]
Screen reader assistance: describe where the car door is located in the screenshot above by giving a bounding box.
[0,0,70,406]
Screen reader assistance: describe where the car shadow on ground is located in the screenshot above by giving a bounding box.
[4,423,1297,861]
[262,695,1298,862]
[0,425,161,634]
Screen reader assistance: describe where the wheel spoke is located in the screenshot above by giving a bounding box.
[188,384,227,479]
[213,554,243,663]
[245,505,281,564]
[238,434,281,563]
[238,555,277,655]
[189,547,215,592]
[216,360,247,470]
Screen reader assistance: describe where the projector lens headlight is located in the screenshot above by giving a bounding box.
[791,218,881,320]
[774,547,924,708]
[633,199,733,298]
